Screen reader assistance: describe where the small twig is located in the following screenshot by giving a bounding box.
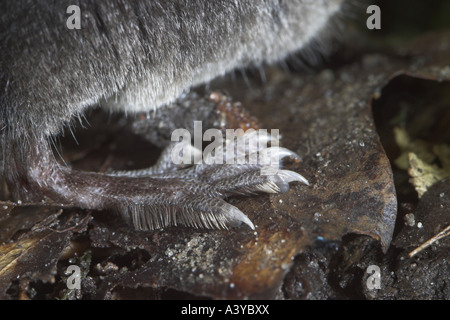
[409,224,450,258]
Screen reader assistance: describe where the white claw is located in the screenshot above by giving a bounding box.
[258,147,301,166]
[224,130,274,160]
[272,147,301,161]
[279,170,309,186]
[226,204,255,230]
[235,130,273,147]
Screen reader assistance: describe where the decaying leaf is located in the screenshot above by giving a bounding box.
[0,206,91,299]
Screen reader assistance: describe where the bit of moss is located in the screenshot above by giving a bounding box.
[394,127,450,197]
[407,153,449,198]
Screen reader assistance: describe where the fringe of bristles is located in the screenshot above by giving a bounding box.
[114,177,285,231]
[117,200,231,231]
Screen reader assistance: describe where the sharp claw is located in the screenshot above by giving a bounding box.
[272,147,301,161]
[279,170,309,186]
[257,147,301,166]
[235,130,272,146]
[221,131,275,161]
[224,204,255,230]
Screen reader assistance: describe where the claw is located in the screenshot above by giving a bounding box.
[207,130,275,164]
[233,130,273,156]
[253,169,309,195]
[257,147,301,167]
[224,204,255,230]
[278,169,309,186]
